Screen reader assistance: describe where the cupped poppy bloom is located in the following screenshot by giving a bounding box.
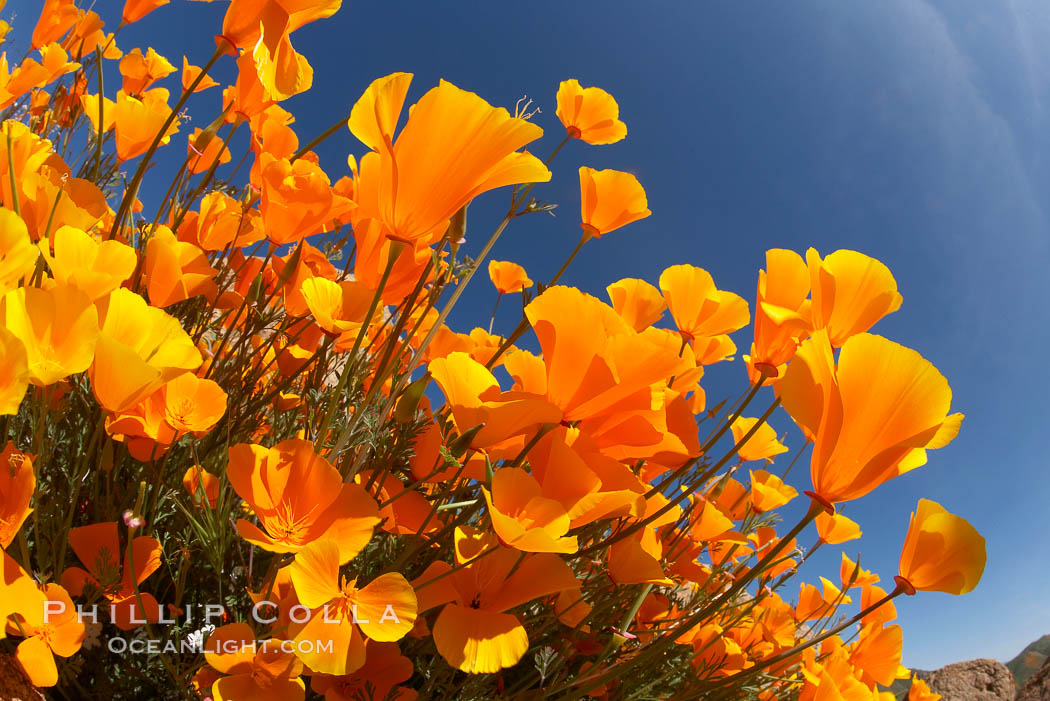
[258,153,353,245]
[220,0,339,100]
[487,260,532,295]
[60,522,163,630]
[897,498,985,596]
[748,248,811,375]
[309,641,416,701]
[415,526,578,674]
[181,56,219,94]
[748,469,798,513]
[161,372,227,434]
[908,677,941,701]
[579,166,650,240]
[659,264,750,342]
[730,417,788,463]
[606,277,665,332]
[187,190,265,251]
[39,225,137,302]
[483,468,578,553]
[777,330,963,505]
[226,439,380,562]
[794,577,851,622]
[204,622,305,701]
[113,88,179,161]
[840,553,879,590]
[182,465,219,509]
[123,0,169,24]
[300,277,374,336]
[348,75,551,248]
[0,328,29,415]
[32,0,80,49]
[11,583,85,688]
[118,47,175,95]
[815,511,862,545]
[187,126,232,175]
[0,208,37,294]
[1,550,47,641]
[807,248,902,347]
[429,352,561,450]
[555,79,627,145]
[90,288,203,413]
[143,227,218,307]
[1,284,98,386]
[288,540,417,675]
[848,621,903,688]
[0,442,34,548]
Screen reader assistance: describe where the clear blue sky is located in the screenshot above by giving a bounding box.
[9,0,1050,671]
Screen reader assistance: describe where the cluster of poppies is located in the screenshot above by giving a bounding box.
[0,1,985,699]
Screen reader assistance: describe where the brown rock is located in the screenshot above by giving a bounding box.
[1017,656,1050,701]
[0,652,44,701]
[923,658,1014,701]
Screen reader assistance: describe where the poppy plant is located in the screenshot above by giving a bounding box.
[897,499,986,596]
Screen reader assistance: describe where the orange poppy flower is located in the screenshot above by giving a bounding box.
[118,47,175,95]
[220,0,339,100]
[184,191,264,252]
[187,127,232,175]
[897,499,985,596]
[348,74,551,247]
[748,248,811,375]
[182,465,219,509]
[778,330,963,504]
[143,227,218,307]
[748,469,798,513]
[113,88,179,161]
[60,522,163,630]
[0,209,37,294]
[730,417,788,462]
[555,79,627,145]
[483,468,577,553]
[204,623,305,701]
[288,540,417,675]
[32,0,80,49]
[0,328,29,415]
[258,153,352,245]
[300,277,374,336]
[1,284,98,386]
[309,641,416,701]
[807,248,902,347]
[429,352,561,450]
[908,677,941,701]
[859,583,898,628]
[1,550,47,641]
[417,526,578,673]
[123,0,169,24]
[840,553,879,589]
[487,260,533,295]
[161,372,227,434]
[659,264,750,342]
[91,288,203,412]
[0,442,34,548]
[181,56,219,94]
[606,278,665,332]
[39,225,137,301]
[0,44,79,109]
[226,438,380,561]
[815,511,862,545]
[11,583,85,688]
[849,622,903,688]
[579,166,651,240]
[795,577,850,622]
